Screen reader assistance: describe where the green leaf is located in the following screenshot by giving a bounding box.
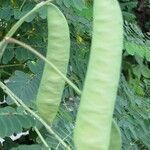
[63,0,72,8]
[0,107,35,138]
[13,2,37,22]
[38,6,47,19]
[132,65,141,78]
[22,3,36,22]
[122,11,136,22]
[141,65,150,78]
[6,71,40,105]
[124,41,135,55]
[13,10,27,20]
[0,6,13,20]
[72,0,85,10]
[27,60,44,75]
[15,47,35,61]
[5,61,43,106]
[2,44,14,64]
[135,44,145,58]
[76,6,93,20]
[145,50,150,61]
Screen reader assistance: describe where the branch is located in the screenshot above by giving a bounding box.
[0,81,71,150]
[4,37,81,95]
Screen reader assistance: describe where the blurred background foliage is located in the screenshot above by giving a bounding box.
[0,0,150,149]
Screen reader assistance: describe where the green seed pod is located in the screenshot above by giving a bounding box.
[74,0,123,149]
[36,3,70,123]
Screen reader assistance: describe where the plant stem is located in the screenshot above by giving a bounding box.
[0,0,53,59]
[0,64,25,68]
[0,81,71,150]
[0,71,11,76]
[5,37,81,95]
[19,0,27,11]
[34,127,50,149]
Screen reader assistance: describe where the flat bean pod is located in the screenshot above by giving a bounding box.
[74,0,123,149]
[36,3,70,123]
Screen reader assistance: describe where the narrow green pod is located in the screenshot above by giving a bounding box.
[36,4,70,123]
[74,0,123,150]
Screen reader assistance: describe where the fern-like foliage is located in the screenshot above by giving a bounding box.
[120,0,137,22]
[124,22,150,61]
[115,75,150,150]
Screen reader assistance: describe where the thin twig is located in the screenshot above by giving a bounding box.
[0,64,25,68]
[5,37,81,95]
[34,127,50,149]
[56,132,72,150]
[3,85,50,149]
[0,71,11,76]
